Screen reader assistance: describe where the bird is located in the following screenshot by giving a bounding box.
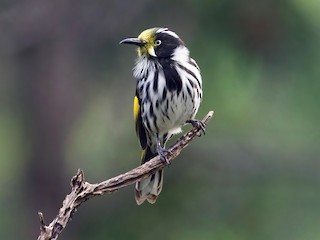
[120,27,204,205]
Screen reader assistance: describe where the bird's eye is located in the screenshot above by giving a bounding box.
[155,40,162,46]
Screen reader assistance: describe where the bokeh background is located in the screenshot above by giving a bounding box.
[0,0,319,239]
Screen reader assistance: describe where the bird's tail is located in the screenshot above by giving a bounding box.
[135,146,163,205]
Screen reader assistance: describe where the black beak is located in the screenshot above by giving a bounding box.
[119,38,145,47]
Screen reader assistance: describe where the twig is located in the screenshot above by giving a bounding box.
[37,111,214,240]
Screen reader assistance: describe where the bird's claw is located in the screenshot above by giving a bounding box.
[187,119,206,136]
[157,145,171,165]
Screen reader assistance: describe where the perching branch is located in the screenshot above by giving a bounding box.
[37,110,214,240]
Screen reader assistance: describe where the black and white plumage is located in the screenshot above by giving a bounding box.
[120,27,203,205]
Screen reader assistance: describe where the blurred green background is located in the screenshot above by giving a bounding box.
[0,0,319,239]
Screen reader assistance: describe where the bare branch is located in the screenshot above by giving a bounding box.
[37,111,214,240]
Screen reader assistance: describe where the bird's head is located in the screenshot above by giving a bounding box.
[120,28,185,58]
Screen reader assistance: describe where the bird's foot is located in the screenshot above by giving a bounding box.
[187,119,206,136]
[156,145,171,165]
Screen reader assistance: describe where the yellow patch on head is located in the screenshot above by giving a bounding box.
[133,95,140,122]
[137,28,158,57]
[138,28,157,41]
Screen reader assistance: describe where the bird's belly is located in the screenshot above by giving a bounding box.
[152,91,199,135]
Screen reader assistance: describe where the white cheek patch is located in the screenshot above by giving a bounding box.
[148,47,157,57]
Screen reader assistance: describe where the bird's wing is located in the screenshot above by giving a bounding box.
[133,93,147,150]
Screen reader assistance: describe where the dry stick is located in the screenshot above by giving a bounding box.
[37,110,214,240]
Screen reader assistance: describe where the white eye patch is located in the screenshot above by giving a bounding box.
[155,40,162,46]
[156,28,180,39]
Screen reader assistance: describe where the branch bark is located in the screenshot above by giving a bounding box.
[37,110,214,240]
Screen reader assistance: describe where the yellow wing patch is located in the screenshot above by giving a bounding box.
[133,95,140,122]
[140,148,146,161]
[133,95,148,150]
